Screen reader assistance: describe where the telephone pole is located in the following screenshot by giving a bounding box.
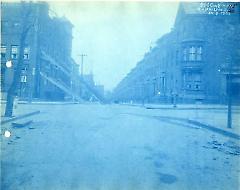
[78,54,87,76]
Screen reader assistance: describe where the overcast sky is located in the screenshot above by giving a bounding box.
[49,1,179,91]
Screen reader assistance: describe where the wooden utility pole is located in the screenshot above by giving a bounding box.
[78,54,87,77]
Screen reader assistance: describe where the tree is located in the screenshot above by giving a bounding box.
[4,2,35,117]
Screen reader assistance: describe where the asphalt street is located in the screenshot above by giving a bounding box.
[1,104,240,190]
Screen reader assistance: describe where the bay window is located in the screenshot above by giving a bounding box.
[189,46,196,61]
[182,45,203,61]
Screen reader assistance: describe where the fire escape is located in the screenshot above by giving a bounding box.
[40,51,105,103]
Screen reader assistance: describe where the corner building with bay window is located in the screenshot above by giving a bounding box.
[113,2,240,104]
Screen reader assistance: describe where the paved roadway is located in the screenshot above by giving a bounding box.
[1,104,240,190]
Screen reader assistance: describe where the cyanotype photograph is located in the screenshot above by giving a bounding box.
[1,1,240,190]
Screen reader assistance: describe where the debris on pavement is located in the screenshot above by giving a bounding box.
[12,120,33,128]
[203,140,240,156]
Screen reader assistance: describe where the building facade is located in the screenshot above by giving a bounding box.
[1,2,84,101]
[113,2,240,104]
[1,2,106,102]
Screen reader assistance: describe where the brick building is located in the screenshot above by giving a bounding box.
[113,2,240,104]
[1,2,82,101]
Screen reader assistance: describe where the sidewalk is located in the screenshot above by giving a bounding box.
[120,103,240,137]
[188,111,240,137]
[122,102,240,110]
[1,102,41,124]
[0,100,93,124]
[1,111,40,125]
[1,100,80,105]
[138,104,240,137]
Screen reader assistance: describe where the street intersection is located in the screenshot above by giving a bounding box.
[1,103,240,190]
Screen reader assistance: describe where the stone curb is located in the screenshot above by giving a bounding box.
[1,111,40,125]
[1,101,80,105]
[18,102,78,105]
[119,103,240,110]
[153,116,240,140]
[146,107,240,111]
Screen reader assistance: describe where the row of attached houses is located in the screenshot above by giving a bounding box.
[113,2,240,104]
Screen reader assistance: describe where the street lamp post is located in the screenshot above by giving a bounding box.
[220,56,233,129]
[153,78,156,96]
[227,56,233,129]
[227,74,232,128]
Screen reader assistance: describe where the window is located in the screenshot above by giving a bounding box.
[20,75,27,83]
[183,48,187,61]
[193,73,201,82]
[196,46,202,61]
[11,45,18,59]
[189,46,196,61]
[159,76,166,90]
[1,45,7,59]
[183,72,202,90]
[187,84,191,89]
[24,47,30,60]
[182,45,203,61]
[21,67,27,73]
